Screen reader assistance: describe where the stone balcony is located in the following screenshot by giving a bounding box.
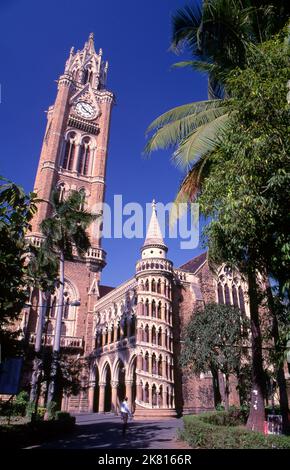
[26,235,106,268]
[29,333,84,349]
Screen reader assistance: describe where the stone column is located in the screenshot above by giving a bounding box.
[149,385,153,407]
[72,143,81,172]
[108,327,112,344]
[111,382,118,414]
[137,381,143,401]
[102,330,106,346]
[98,383,106,413]
[162,389,167,408]
[149,354,152,375]
[88,381,96,412]
[161,305,166,322]
[162,360,167,379]
[162,331,166,348]
[149,326,152,344]
[137,354,142,370]
[148,301,152,317]
[125,380,133,411]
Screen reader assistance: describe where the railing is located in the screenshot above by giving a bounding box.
[29,333,84,349]
[136,258,173,274]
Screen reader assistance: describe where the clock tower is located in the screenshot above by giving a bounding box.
[27,34,114,376]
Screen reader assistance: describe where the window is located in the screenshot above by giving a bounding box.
[62,132,76,170]
[78,137,91,176]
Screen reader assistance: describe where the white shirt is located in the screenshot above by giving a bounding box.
[120,401,131,415]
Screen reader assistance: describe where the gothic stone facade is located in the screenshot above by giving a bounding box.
[23,34,249,417]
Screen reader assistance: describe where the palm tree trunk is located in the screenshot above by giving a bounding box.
[29,291,46,404]
[266,285,289,434]
[246,267,266,433]
[47,250,64,405]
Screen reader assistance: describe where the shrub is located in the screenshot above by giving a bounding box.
[181,413,290,449]
[55,411,74,422]
[0,392,29,417]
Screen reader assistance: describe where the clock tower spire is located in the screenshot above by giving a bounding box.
[27,34,114,360]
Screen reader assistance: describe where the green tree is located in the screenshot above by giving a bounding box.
[181,303,250,410]
[0,178,37,358]
[197,34,290,432]
[40,189,97,407]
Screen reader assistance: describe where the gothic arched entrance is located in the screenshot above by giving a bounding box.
[117,361,126,404]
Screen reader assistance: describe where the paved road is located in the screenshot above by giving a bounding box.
[27,414,191,449]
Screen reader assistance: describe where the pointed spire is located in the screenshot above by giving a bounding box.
[86,32,96,54]
[143,200,167,248]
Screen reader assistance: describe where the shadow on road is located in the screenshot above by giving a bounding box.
[34,417,184,449]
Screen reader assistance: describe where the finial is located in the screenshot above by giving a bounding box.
[70,46,74,56]
[99,47,103,56]
[152,199,156,211]
[89,32,94,40]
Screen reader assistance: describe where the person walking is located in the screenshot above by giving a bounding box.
[120,397,133,435]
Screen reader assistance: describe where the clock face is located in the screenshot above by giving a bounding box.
[75,101,96,119]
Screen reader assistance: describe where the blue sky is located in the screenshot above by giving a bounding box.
[0,0,208,287]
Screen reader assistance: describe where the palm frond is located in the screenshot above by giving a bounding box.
[146,99,225,134]
[171,4,203,55]
[172,113,230,169]
[144,105,228,154]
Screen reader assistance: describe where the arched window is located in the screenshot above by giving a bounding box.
[151,279,156,292]
[122,318,127,338]
[239,286,246,314]
[117,322,121,341]
[232,285,239,308]
[158,355,162,376]
[63,298,70,319]
[152,354,157,375]
[157,327,162,346]
[144,382,149,403]
[131,315,136,336]
[144,325,149,343]
[157,301,162,319]
[217,282,224,304]
[47,321,53,335]
[62,132,76,170]
[61,322,66,336]
[152,325,156,344]
[145,299,149,316]
[157,279,161,294]
[224,284,231,305]
[78,137,91,176]
[152,384,157,406]
[152,300,156,318]
[105,328,108,345]
[50,296,56,318]
[145,279,149,291]
[144,353,149,373]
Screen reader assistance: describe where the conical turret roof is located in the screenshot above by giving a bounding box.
[143,200,167,248]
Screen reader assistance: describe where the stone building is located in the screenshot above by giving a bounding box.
[22,34,249,417]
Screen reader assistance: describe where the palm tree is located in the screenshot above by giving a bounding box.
[40,189,97,407]
[26,244,58,415]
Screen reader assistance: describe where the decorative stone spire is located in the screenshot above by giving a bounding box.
[87,32,96,54]
[143,200,167,249]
